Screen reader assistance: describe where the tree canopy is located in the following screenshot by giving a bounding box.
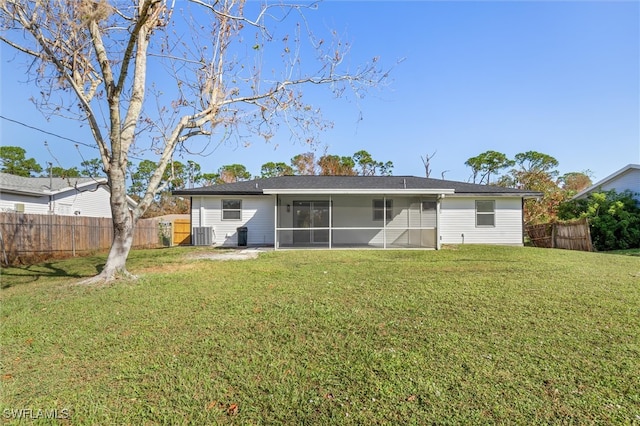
[0,0,388,282]
[464,150,514,184]
[0,146,42,177]
[464,150,593,224]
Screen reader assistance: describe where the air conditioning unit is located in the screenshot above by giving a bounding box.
[192,227,213,246]
[14,203,25,213]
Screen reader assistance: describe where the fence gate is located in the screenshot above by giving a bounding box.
[173,219,191,246]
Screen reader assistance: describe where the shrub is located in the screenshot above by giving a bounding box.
[558,190,640,251]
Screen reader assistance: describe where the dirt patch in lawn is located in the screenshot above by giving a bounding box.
[186,248,267,261]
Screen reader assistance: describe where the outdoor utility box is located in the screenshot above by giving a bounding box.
[192,227,212,246]
[237,227,248,247]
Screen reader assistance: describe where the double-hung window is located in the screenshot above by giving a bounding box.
[476,200,495,227]
[373,199,393,221]
[222,199,242,220]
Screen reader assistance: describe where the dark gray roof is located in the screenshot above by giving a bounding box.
[173,175,541,197]
[0,172,105,196]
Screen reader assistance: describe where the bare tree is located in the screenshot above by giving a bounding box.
[0,0,389,282]
[420,151,436,178]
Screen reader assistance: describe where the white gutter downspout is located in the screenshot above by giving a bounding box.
[199,197,205,228]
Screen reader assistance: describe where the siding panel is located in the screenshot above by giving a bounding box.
[599,168,640,196]
[440,197,523,245]
[0,193,50,214]
[53,184,113,217]
[194,195,274,246]
[1,184,113,217]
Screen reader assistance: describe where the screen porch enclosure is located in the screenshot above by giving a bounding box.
[274,195,438,249]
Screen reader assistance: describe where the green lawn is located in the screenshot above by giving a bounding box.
[1,246,639,424]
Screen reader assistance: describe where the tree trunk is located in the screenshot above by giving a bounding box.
[97,214,136,281]
[82,166,138,284]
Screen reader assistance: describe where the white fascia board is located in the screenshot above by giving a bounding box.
[49,178,108,195]
[0,187,46,197]
[448,193,539,198]
[262,188,456,195]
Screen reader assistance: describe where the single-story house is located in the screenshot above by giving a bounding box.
[0,172,136,218]
[571,164,640,202]
[173,175,541,249]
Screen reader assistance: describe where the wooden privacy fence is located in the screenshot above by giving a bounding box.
[0,212,162,266]
[526,218,593,252]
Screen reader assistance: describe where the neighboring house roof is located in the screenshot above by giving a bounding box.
[154,214,190,223]
[571,164,640,200]
[173,175,542,197]
[0,172,138,207]
[0,172,107,197]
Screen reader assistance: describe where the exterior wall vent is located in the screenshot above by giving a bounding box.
[14,203,25,213]
[192,227,213,246]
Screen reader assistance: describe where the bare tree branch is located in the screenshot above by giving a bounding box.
[1,0,391,281]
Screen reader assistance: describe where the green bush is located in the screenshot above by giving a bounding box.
[558,189,640,251]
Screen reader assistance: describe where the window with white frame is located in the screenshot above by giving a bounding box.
[57,203,72,215]
[222,199,242,220]
[476,200,495,227]
[421,201,437,211]
[373,199,393,221]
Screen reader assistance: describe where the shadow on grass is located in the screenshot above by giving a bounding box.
[1,262,103,289]
[600,249,640,257]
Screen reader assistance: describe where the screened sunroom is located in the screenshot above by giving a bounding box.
[267,189,452,249]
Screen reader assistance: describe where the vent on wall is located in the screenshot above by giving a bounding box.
[192,227,213,246]
[14,203,25,213]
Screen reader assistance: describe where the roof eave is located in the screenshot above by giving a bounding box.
[0,188,46,197]
[48,178,108,195]
[451,192,542,198]
[262,188,456,195]
[172,190,263,196]
[572,164,640,200]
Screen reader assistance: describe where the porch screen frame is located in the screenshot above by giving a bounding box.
[274,193,441,249]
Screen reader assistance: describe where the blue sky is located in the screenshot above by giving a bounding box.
[1,1,639,184]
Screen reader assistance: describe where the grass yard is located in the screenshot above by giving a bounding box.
[1,245,639,424]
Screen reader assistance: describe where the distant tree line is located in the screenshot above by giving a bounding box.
[5,145,637,250]
[0,146,392,217]
[462,149,594,225]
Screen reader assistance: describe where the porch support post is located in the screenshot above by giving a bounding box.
[274,195,278,250]
[436,194,443,250]
[383,195,387,249]
[329,194,332,249]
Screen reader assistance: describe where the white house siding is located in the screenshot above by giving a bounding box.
[195,195,274,246]
[51,185,113,217]
[191,197,201,228]
[440,197,523,246]
[595,168,640,198]
[0,193,50,214]
[0,184,113,217]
